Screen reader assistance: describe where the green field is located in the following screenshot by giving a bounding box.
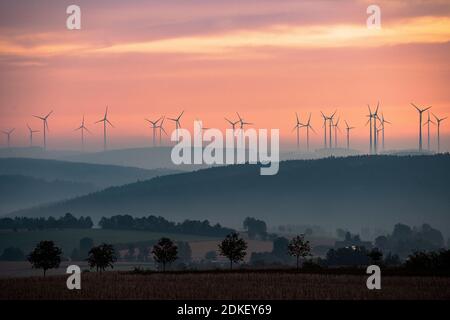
[0,229,219,255]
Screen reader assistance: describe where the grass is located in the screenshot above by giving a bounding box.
[0,229,219,255]
[0,271,449,300]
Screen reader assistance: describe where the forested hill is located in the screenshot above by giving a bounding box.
[9,155,450,234]
[0,157,179,188]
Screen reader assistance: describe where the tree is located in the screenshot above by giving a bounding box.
[27,241,62,276]
[87,243,117,272]
[218,232,247,270]
[288,234,311,270]
[152,238,178,271]
[243,217,267,240]
[368,248,383,264]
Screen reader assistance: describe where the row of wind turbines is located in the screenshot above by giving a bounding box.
[1,103,448,153]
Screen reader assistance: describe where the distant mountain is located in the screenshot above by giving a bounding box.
[62,147,211,170]
[0,158,180,189]
[9,155,450,235]
[0,175,95,214]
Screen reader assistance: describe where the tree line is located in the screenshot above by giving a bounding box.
[99,214,235,237]
[0,213,93,230]
[0,213,234,237]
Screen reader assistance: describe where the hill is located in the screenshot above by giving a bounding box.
[8,155,450,234]
[0,158,179,189]
[0,175,95,214]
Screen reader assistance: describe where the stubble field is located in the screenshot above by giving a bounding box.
[1,271,449,300]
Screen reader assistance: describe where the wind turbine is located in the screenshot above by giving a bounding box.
[432,113,447,153]
[332,117,341,148]
[320,112,328,148]
[344,121,355,150]
[366,103,379,154]
[236,112,253,147]
[292,113,302,149]
[145,117,161,147]
[75,116,91,151]
[411,103,431,152]
[423,111,435,152]
[95,106,114,151]
[1,128,15,148]
[236,112,253,129]
[378,113,391,152]
[33,110,53,150]
[327,111,337,149]
[157,116,168,146]
[302,113,316,151]
[27,124,39,147]
[225,117,240,133]
[168,111,184,142]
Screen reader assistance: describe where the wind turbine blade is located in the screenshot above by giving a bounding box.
[107,119,114,128]
[423,106,432,112]
[33,115,45,120]
[45,121,49,131]
[331,110,337,118]
[225,117,233,125]
[236,112,243,121]
[95,119,104,124]
[105,106,108,117]
[345,120,349,128]
[310,126,317,134]
[45,110,53,118]
[308,113,311,123]
[375,101,379,114]
[292,125,298,132]
[411,103,421,112]
[295,112,299,123]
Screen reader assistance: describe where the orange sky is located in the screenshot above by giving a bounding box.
[0,0,449,151]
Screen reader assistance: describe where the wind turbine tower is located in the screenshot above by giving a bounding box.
[33,110,53,150]
[1,128,15,148]
[27,124,39,147]
[432,113,447,153]
[302,113,315,151]
[424,111,435,152]
[95,106,114,151]
[145,117,161,146]
[75,116,91,151]
[344,120,355,150]
[168,111,184,142]
[411,103,431,152]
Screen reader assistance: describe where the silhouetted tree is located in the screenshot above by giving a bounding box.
[288,234,311,270]
[219,232,247,270]
[152,238,178,271]
[27,241,62,276]
[243,217,267,240]
[326,246,370,267]
[87,243,117,272]
[0,247,25,261]
[368,248,383,264]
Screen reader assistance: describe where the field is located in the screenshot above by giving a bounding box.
[0,229,221,255]
[1,271,449,300]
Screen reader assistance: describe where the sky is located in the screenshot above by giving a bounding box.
[0,0,450,152]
